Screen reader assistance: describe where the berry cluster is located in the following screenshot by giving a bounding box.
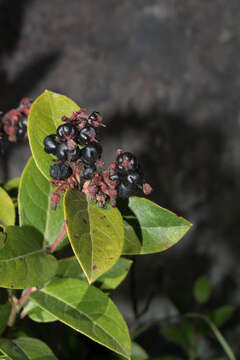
[43,109,152,209]
[0,98,32,152]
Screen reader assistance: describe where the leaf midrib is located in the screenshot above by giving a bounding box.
[36,288,129,357]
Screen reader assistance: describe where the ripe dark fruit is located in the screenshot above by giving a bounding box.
[43,134,58,154]
[109,173,122,182]
[126,170,143,187]
[117,182,137,198]
[88,111,103,127]
[81,141,102,165]
[79,126,96,145]
[57,123,78,140]
[83,165,96,179]
[69,146,81,162]
[116,152,138,172]
[50,162,72,180]
[56,142,69,161]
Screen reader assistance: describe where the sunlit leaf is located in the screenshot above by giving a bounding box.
[30,278,131,359]
[0,226,57,289]
[19,157,67,248]
[64,190,124,283]
[122,197,191,255]
[0,188,15,227]
[28,90,79,180]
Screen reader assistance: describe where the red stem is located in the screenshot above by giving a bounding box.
[48,220,67,253]
[18,287,36,306]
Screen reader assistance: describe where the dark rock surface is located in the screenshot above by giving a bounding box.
[1,0,240,357]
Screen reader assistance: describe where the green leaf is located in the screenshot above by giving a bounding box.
[28,90,79,180]
[29,278,131,359]
[0,226,58,289]
[56,256,132,290]
[0,303,11,335]
[193,276,211,304]
[3,178,20,204]
[0,337,58,359]
[122,197,192,255]
[19,157,67,248]
[0,233,6,250]
[116,342,148,360]
[28,306,57,323]
[3,178,20,193]
[0,188,15,227]
[64,189,124,283]
[212,306,236,328]
[97,257,132,291]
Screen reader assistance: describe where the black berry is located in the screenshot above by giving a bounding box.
[117,182,138,198]
[56,142,69,161]
[57,123,78,140]
[43,135,58,154]
[50,162,72,180]
[125,169,143,187]
[116,152,138,172]
[83,165,96,179]
[78,126,96,145]
[88,111,103,127]
[109,173,122,182]
[69,146,81,162]
[81,141,102,165]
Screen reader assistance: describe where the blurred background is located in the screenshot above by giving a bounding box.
[1,0,240,358]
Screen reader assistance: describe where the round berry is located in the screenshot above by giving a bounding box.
[88,111,102,126]
[49,162,72,180]
[117,182,138,198]
[78,126,96,145]
[109,173,122,182]
[81,141,102,165]
[126,169,143,187]
[116,152,138,172]
[56,142,69,161]
[43,134,58,154]
[83,165,96,179]
[56,123,78,140]
[69,146,81,162]
[19,115,28,129]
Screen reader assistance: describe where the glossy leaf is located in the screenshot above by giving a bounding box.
[28,306,57,323]
[27,256,132,323]
[28,90,79,180]
[193,276,211,304]
[29,278,131,359]
[56,256,132,290]
[122,197,192,255]
[19,157,67,248]
[0,226,57,289]
[64,190,124,283]
[0,188,15,227]
[0,337,57,359]
[0,303,11,335]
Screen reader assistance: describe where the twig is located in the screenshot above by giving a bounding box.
[47,220,67,253]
